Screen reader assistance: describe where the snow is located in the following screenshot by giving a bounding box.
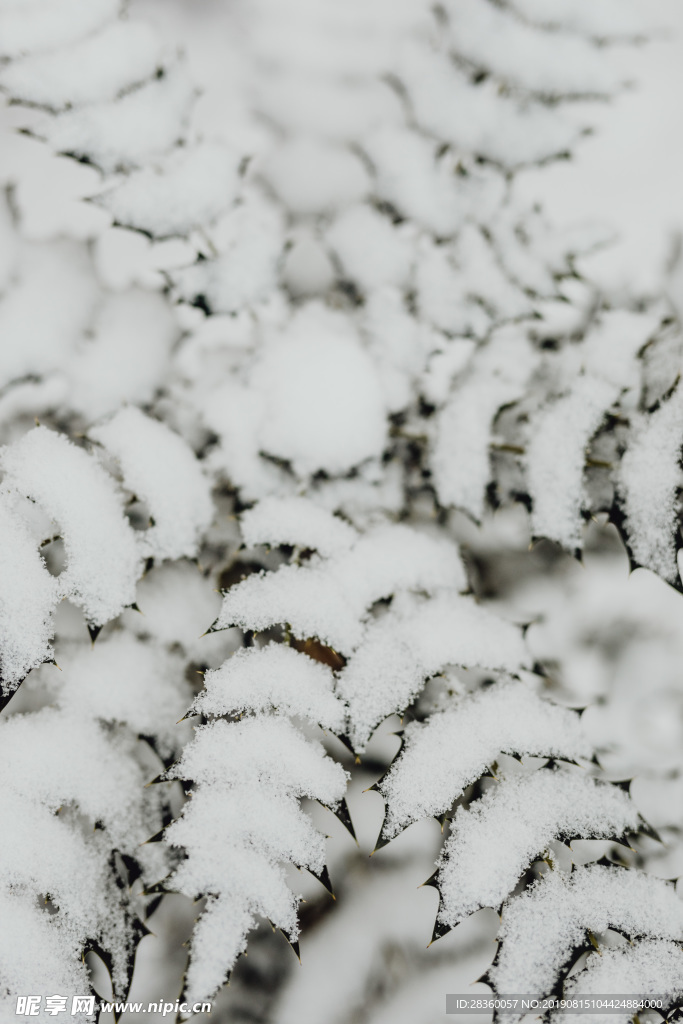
[218,517,467,656]
[511,2,683,295]
[168,716,348,806]
[432,328,537,519]
[438,768,638,924]
[0,495,59,690]
[0,240,99,391]
[509,0,643,38]
[0,891,93,1023]
[581,309,660,389]
[283,231,335,298]
[168,785,326,878]
[398,45,582,167]
[91,407,213,561]
[121,559,237,666]
[559,940,683,1024]
[194,643,345,731]
[415,238,492,337]
[401,592,529,676]
[0,706,145,839]
[54,632,191,757]
[339,594,529,751]
[363,288,425,412]
[0,0,119,59]
[165,711,348,1001]
[98,142,240,238]
[618,385,683,585]
[0,20,164,109]
[0,426,141,625]
[365,128,506,237]
[255,74,402,142]
[527,375,617,550]
[251,305,388,476]
[331,525,467,609]
[491,865,683,1002]
[182,894,253,1005]
[326,204,414,293]
[67,289,176,422]
[442,0,624,99]
[0,698,162,1006]
[2,0,682,1011]
[40,63,195,172]
[380,682,591,839]
[174,188,284,311]
[217,563,361,652]
[262,138,370,215]
[240,496,357,557]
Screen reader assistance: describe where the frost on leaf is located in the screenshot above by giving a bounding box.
[491,866,683,1004]
[437,768,639,925]
[0,426,140,625]
[91,407,213,562]
[380,682,591,839]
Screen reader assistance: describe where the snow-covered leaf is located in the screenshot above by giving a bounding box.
[438,768,639,924]
[491,866,683,1003]
[380,682,590,839]
[91,407,213,561]
[0,426,140,625]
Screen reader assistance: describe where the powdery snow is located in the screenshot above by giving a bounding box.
[194,643,345,731]
[39,63,195,173]
[67,289,176,422]
[438,768,638,924]
[0,427,141,625]
[0,0,119,59]
[168,716,348,806]
[0,495,59,689]
[491,866,683,1002]
[240,497,357,557]
[99,142,240,237]
[558,940,683,1024]
[380,682,591,839]
[92,407,213,561]
[527,375,618,550]
[252,306,388,476]
[0,20,164,109]
[618,385,683,585]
